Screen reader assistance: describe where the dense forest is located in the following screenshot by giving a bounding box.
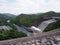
[0,11,60,40]
[0,30,27,40]
[12,11,60,26]
[0,13,27,40]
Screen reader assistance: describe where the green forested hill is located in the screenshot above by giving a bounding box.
[0,13,16,21]
[0,13,27,40]
[13,14,40,26]
[0,11,60,40]
[13,11,60,27]
[0,13,16,25]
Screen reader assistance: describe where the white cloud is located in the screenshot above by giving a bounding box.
[0,0,60,15]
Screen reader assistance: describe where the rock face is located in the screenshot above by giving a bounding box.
[0,28,60,45]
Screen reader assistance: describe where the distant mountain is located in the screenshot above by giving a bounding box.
[19,13,43,15]
[0,13,16,25]
[0,13,16,21]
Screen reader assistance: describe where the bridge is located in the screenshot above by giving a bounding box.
[0,28,60,45]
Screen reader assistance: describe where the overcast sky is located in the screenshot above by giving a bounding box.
[0,0,60,15]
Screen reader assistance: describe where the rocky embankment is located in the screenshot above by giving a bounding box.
[0,28,60,45]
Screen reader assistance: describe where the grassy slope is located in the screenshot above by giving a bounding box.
[45,20,60,32]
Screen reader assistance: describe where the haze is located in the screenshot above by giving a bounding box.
[0,0,60,15]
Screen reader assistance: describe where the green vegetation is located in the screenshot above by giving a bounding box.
[0,21,27,40]
[13,14,41,26]
[0,13,16,21]
[4,23,17,30]
[0,13,27,40]
[0,13,17,29]
[0,11,60,40]
[41,11,56,17]
[12,11,60,32]
[0,30,27,40]
[12,11,60,27]
[45,20,60,32]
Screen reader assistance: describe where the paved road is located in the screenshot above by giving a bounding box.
[13,24,32,35]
